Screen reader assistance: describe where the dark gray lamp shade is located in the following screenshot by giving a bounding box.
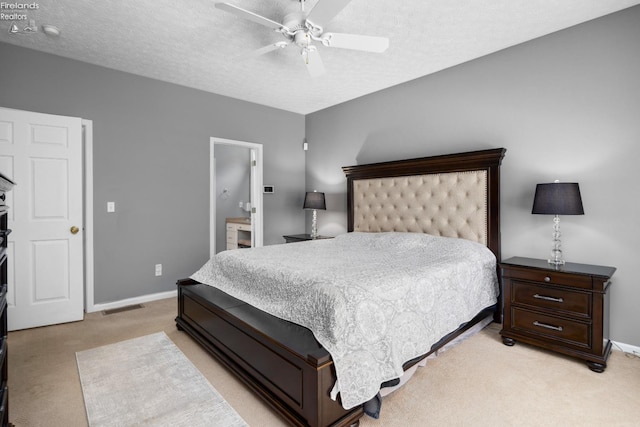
[303,192,326,210]
[532,183,584,215]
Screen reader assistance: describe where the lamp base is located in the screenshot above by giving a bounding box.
[310,209,318,239]
[547,215,565,266]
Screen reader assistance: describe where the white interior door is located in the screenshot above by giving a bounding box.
[0,107,84,331]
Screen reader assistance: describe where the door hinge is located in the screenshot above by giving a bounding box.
[251,207,256,213]
[251,160,257,166]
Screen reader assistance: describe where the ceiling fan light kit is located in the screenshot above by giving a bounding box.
[216,0,389,77]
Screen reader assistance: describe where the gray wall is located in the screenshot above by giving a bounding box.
[0,42,306,304]
[306,6,640,347]
[214,145,251,253]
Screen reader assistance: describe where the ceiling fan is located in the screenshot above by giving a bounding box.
[216,0,389,77]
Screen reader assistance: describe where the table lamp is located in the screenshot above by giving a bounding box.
[532,181,584,266]
[303,191,326,239]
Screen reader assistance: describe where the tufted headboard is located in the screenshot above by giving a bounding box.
[342,148,506,260]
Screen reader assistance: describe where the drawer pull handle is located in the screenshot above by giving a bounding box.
[544,276,551,282]
[533,294,564,303]
[533,321,563,332]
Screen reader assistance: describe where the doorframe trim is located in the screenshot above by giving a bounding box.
[1,108,95,318]
[210,137,263,257]
[82,119,96,313]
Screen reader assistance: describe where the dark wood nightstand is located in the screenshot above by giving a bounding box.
[283,234,332,243]
[500,257,616,372]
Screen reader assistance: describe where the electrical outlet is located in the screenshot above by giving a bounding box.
[155,264,162,276]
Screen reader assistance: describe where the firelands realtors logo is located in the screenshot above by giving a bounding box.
[1,2,39,34]
[1,2,39,20]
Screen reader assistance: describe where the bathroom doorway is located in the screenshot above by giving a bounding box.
[210,137,263,256]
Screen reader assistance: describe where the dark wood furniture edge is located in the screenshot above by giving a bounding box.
[401,304,497,370]
[176,279,363,427]
[343,147,506,322]
[500,257,616,285]
[499,258,615,372]
[501,329,612,372]
[176,277,199,287]
[283,234,333,243]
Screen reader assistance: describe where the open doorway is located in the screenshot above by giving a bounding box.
[210,137,263,256]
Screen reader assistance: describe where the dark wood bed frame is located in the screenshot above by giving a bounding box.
[176,148,506,427]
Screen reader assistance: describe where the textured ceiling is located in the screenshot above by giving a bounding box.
[1,0,639,114]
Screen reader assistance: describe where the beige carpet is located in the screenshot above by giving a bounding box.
[76,332,247,427]
[8,297,640,426]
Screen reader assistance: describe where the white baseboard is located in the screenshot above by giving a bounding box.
[611,340,640,357]
[87,290,177,313]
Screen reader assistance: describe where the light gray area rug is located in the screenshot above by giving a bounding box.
[76,331,247,427]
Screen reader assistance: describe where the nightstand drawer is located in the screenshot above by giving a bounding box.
[504,267,592,290]
[501,257,615,372]
[512,281,591,318]
[511,307,590,348]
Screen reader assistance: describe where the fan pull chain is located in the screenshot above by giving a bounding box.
[304,33,311,64]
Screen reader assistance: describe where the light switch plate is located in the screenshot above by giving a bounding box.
[107,202,115,212]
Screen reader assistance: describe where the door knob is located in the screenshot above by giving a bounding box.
[70,226,80,235]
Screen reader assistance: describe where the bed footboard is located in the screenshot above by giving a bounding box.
[175,278,363,427]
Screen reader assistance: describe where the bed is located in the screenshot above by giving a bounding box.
[175,147,506,427]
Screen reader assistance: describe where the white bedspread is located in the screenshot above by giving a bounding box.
[191,232,498,409]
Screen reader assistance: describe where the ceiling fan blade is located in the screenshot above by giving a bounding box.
[302,48,325,78]
[235,42,289,62]
[322,33,389,53]
[306,0,352,26]
[216,2,286,31]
